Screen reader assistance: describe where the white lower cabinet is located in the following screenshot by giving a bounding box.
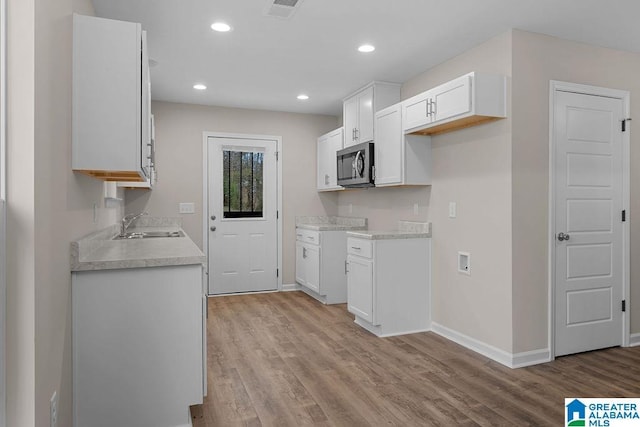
[347,236,431,337]
[72,264,206,427]
[295,227,349,304]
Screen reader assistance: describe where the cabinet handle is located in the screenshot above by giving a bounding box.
[355,128,359,140]
[325,174,329,185]
[303,247,307,258]
[432,99,437,117]
[345,260,349,274]
[426,100,430,117]
[351,246,361,250]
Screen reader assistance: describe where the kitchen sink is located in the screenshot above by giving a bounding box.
[113,230,185,240]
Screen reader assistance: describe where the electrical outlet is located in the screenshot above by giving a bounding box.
[413,203,419,215]
[449,202,457,218]
[179,202,195,214]
[50,391,58,427]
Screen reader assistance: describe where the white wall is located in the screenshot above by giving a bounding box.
[341,32,515,352]
[126,101,339,285]
[511,30,640,351]
[7,1,124,426]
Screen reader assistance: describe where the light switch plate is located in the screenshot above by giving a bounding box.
[449,202,457,218]
[179,202,195,214]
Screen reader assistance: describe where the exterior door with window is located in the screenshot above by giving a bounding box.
[207,136,278,295]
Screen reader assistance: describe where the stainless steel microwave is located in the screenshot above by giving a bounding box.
[336,142,375,188]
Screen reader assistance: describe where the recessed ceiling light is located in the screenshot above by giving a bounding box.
[358,44,375,53]
[193,84,207,90]
[211,22,232,32]
[297,94,309,100]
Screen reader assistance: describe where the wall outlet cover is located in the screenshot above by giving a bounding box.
[50,391,58,427]
[449,202,457,219]
[179,202,195,214]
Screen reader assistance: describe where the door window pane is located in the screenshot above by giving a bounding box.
[223,150,264,218]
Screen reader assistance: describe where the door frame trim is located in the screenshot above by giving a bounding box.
[548,80,631,359]
[202,131,283,295]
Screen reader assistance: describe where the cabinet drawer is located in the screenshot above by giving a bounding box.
[347,238,373,258]
[296,228,320,245]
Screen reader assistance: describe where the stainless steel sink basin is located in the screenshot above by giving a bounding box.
[113,230,184,240]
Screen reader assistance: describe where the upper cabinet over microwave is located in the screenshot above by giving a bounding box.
[343,82,400,148]
[72,14,152,182]
[402,72,506,135]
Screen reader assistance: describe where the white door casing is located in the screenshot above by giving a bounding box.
[204,134,281,295]
[550,82,630,357]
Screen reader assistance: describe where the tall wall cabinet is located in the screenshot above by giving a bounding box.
[72,14,152,182]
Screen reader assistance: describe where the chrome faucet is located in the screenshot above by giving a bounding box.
[120,212,148,237]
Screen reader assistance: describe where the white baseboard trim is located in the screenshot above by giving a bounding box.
[281,283,300,292]
[630,333,640,347]
[512,348,552,368]
[431,322,550,368]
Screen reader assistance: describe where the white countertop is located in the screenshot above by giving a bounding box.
[71,220,205,272]
[346,221,432,240]
[295,215,368,231]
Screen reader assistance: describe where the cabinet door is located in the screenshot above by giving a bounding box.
[347,255,375,324]
[343,96,359,147]
[375,105,403,186]
[304,244,320,293]
[402,90,433,132]
[295,241,306,286]
[317,134,329,190]
[326,130,343,189]
[317,128,343,191]
[432,75,471,123]
[141,31,152,177]
[357,86,374,143]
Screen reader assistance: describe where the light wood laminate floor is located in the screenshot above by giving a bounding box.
[193,291,640,426]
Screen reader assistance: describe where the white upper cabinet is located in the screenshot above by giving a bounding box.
[72,14,152,182]
[317,127,343,192]
[343,82,400,147]
[375,104,431,187]
[402,72,506,135]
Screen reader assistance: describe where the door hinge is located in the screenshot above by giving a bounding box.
[622,300,626,312]
[275,151,279,161]
[277,268,279,278]
[277,210,279,219]
[622,210,626,222]
[622,118,632,132]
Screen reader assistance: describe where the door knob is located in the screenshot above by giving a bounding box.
[557,232,570,241]
[210,226,216,232]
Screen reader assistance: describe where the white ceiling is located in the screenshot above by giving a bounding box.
[91,0,640,116]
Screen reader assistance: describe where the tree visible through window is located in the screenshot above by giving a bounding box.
[223,150,264,218]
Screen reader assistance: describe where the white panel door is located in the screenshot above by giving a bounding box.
[554,91,624,356]
[208,137,278,295]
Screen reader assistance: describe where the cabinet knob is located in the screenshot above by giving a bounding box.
[211,215,216,221]
[210,226,216,232]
